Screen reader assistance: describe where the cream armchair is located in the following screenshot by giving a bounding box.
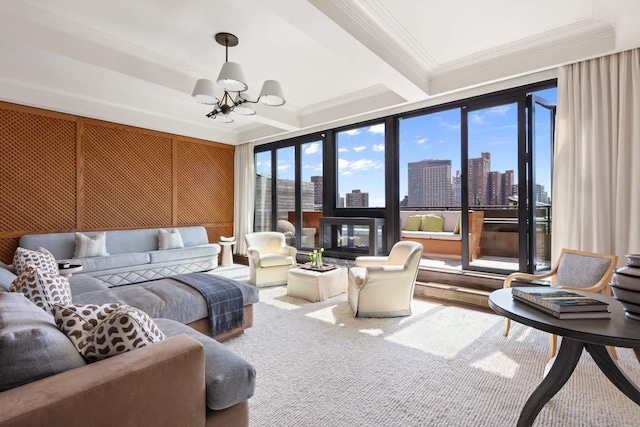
[348,241,423,317]
[245,232,297,287]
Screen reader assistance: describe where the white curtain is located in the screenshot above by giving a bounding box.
[552,48,640,265]
[233,141,255,255]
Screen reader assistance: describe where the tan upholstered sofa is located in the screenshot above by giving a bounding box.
[399,210,484,260]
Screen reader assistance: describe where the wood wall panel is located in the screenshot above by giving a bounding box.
[0,107,77,233]
[176,139,234,240]
[0,101,235,263]
[83,123,173,229]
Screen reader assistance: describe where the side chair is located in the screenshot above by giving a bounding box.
[502,248,618,361]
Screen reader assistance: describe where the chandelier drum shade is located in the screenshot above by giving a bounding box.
[191,32,286,123]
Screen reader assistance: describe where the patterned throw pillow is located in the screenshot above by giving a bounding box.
[54,303,166,362]
[158,228,185,250]
[12,246,58,276]
[73,232,109,258]
[10,266,72,316]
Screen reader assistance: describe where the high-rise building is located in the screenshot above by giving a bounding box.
[502,170,515,205]
[310,175,323,206]
[487,171,502,205]
[407,159,453,207]
[346,189,369,207]
[468,152,490,206]
[254,174,315,231]
[453,170,461,206]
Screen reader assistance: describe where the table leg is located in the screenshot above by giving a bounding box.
[517,338,584,427]
[585,343,640,404]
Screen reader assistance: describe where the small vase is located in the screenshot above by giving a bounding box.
[317,257,323,268]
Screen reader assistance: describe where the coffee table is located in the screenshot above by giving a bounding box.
[489,288,640,427]
[287,265,348,302]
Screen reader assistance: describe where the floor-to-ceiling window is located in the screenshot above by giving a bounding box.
[255,80,556,273]
[336,123,386,209]
[254,151,272,232]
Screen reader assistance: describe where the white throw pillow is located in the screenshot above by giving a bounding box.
[158,228,184,250]
[10,266,72,316]
[73,232,109,258]
[12,246,58,276]
[54,303,166,362]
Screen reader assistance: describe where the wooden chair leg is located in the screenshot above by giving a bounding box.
[608,346,618,360]
[547,333,558,361]
[503,318,511,337]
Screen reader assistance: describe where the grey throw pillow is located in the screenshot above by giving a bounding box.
[74,232,109,258]
[158,228,185,250]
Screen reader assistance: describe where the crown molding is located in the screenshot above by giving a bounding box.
[429,19,615,94]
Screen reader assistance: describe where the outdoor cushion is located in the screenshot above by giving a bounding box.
[421,215,445,232]
[441,211,460,232]
[405,215,423,231]
[0,292,86,392]
[154,318,256,411]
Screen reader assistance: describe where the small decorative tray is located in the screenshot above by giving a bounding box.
[299,263,337,272]
[58,264,82,270]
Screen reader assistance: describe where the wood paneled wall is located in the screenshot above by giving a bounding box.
[0,101,234,263]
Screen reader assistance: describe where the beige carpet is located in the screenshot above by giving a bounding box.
[218,267,640,426]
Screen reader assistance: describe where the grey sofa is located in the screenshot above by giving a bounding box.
[0,288,255,427]
[19,226,220,286]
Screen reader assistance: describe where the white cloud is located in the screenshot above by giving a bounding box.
[338,147,349,153]
[488,105,510,115]
[343,129,360,136]
[373,144,385,152]
[417,138,427,144]
[304,142,320,155]
[368,124,385,134]
[470,113,484,125]
[353,146,366,153]
[438,118,461,130]
[339,158,383,173]
[277,165,291,171]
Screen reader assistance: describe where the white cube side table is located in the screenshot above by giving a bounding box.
[219,241,235,267]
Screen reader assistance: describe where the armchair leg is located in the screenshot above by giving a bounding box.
[503,318,511,337]
[608,346,618,360]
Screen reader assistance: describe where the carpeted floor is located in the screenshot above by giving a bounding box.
[216,266,640,426]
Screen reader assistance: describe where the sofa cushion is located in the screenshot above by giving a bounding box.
[422,232,461,241]
[260,254,295,267]
[0,293,86,392]
[148,245,218,264]
[10,266,72,316]
[158,228,185,250]
[75,252,151,273]
[74,232,109,258]
[453,215,461,234]
[12,246,58,276]
[68,274,110,297]
[441,211,460,232]
[154,318,256,411]
[405,215,423,231]
[421,214,445,232]
[0,266,17,292]
[54,303,166,362]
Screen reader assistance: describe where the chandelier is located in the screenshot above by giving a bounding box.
[191,32,286,123]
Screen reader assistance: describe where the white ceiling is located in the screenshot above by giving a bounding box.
[1,0,639,145]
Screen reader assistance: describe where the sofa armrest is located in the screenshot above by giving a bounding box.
[0,335,206,427]
[355,256,390,267]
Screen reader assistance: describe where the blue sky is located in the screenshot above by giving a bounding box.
[257,87,557,207]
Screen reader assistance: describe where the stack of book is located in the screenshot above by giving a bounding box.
[512,287,611,319]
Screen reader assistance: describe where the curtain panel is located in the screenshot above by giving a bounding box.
[553,48,640,265]
[233,141,255,255]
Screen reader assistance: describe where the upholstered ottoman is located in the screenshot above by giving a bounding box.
[286,266,348,302]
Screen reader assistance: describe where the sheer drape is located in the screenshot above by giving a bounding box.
[233,141,255,255]
[552,48,640,264]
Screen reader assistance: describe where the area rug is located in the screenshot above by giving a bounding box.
[222,279,640,427]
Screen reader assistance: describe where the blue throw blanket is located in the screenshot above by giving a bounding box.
[171,273,244,337]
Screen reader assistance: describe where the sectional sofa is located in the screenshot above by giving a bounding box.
[0,226,261,426]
